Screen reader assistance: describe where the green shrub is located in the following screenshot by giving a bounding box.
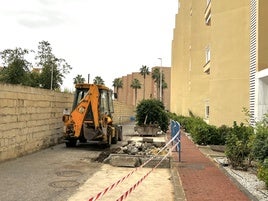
[186,116,204,134]
[174,115,204,135]
[191,122,218,145]
[136,99,169,132]
[251,115,268,187]
[169,112,228,145]
[252,115,268,162]
[225,122,254,170]
[168,113,192,132]
[217,125,232,145]
[257,159,268,188]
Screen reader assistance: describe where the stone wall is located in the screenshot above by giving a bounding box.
[0,84,73,161]
[0,84,135,162]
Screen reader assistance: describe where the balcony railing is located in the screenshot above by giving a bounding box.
[203,61,210,74]
[204,0,211,25]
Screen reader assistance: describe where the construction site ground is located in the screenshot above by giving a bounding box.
[0,122,262,201]
[0,123,177,201]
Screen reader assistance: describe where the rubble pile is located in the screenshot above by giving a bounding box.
[117,141,168,156]
[94,139,170,168]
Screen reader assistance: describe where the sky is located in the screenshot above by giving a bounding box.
[0,0,178,90]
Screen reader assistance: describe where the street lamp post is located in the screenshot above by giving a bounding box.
[50,65,53,90]
[158,58,162,101]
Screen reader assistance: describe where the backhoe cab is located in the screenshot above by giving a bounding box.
[62,83,122,147]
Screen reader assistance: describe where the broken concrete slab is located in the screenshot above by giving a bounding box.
[140,156,170,168]
[99,133,170,168]
[103,154,170,168]
[103,154,141,167]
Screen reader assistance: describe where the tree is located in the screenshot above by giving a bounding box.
[136,99,169,132]
[93,76,104,85]
[159,72,167,101]
[130,78,141,106]
[161,80,168,101]
[24,70,41,87]
[0,48,33,85]
[152,68,166,101]
[152,68,160,99]
[35,41,72,90]
[112,78,123,99]
[73,74,85,84]
[139,65,150,99]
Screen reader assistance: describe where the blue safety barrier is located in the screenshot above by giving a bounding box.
[170,120,181,161]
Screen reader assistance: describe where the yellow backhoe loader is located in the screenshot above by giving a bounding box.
[62,83,122,147]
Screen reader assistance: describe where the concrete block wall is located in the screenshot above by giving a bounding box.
[113,100,135,124]
[0,84,73,162]
[0,84,135,162]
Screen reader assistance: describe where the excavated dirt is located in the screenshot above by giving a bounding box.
[92,140,168,165]
[92,147,121,162]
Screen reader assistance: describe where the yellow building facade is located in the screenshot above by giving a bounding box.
[171,0,268,126]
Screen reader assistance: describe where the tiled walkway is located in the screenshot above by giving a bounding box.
[172,132,252,201]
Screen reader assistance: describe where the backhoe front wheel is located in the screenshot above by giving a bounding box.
[111,129,118,144]
[65,138,77,147]
[111,136,118,144]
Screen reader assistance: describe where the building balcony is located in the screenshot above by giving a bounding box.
[203,61,210,74]
[204,0,211,25]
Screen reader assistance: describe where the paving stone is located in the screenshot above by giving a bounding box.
[140,156,170,168]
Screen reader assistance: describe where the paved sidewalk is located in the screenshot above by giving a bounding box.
[172,131,252,201]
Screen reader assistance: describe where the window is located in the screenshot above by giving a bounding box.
[100,89,109,115]
[108,90,114,113]
[72,88,88,110]
[205,106,209,118]
[205,104,209,119]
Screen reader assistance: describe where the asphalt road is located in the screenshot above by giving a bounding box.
[0,123,176,201]
[0,142,107,201]
[0,123,135,201]
[0,123,136,201]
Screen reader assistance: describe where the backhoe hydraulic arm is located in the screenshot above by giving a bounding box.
[63,85,100,138]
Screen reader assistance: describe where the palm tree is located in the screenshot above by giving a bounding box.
[93,76,104,85]
[152,68,166,101]
[161,81,168,102]
[112,78,123,99]
[73,74,85,84]
[152,68,161,99]
[139,65,150,99]
[130,78,141,106]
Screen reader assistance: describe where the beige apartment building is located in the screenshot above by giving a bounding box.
[171,0,268,126]
[115,66,171,111]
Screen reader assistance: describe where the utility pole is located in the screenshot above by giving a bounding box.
[50,65,53,90]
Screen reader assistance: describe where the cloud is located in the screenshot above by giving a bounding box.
[0,0,178,90]
[17,9,66,28]
[0,0,76,29]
